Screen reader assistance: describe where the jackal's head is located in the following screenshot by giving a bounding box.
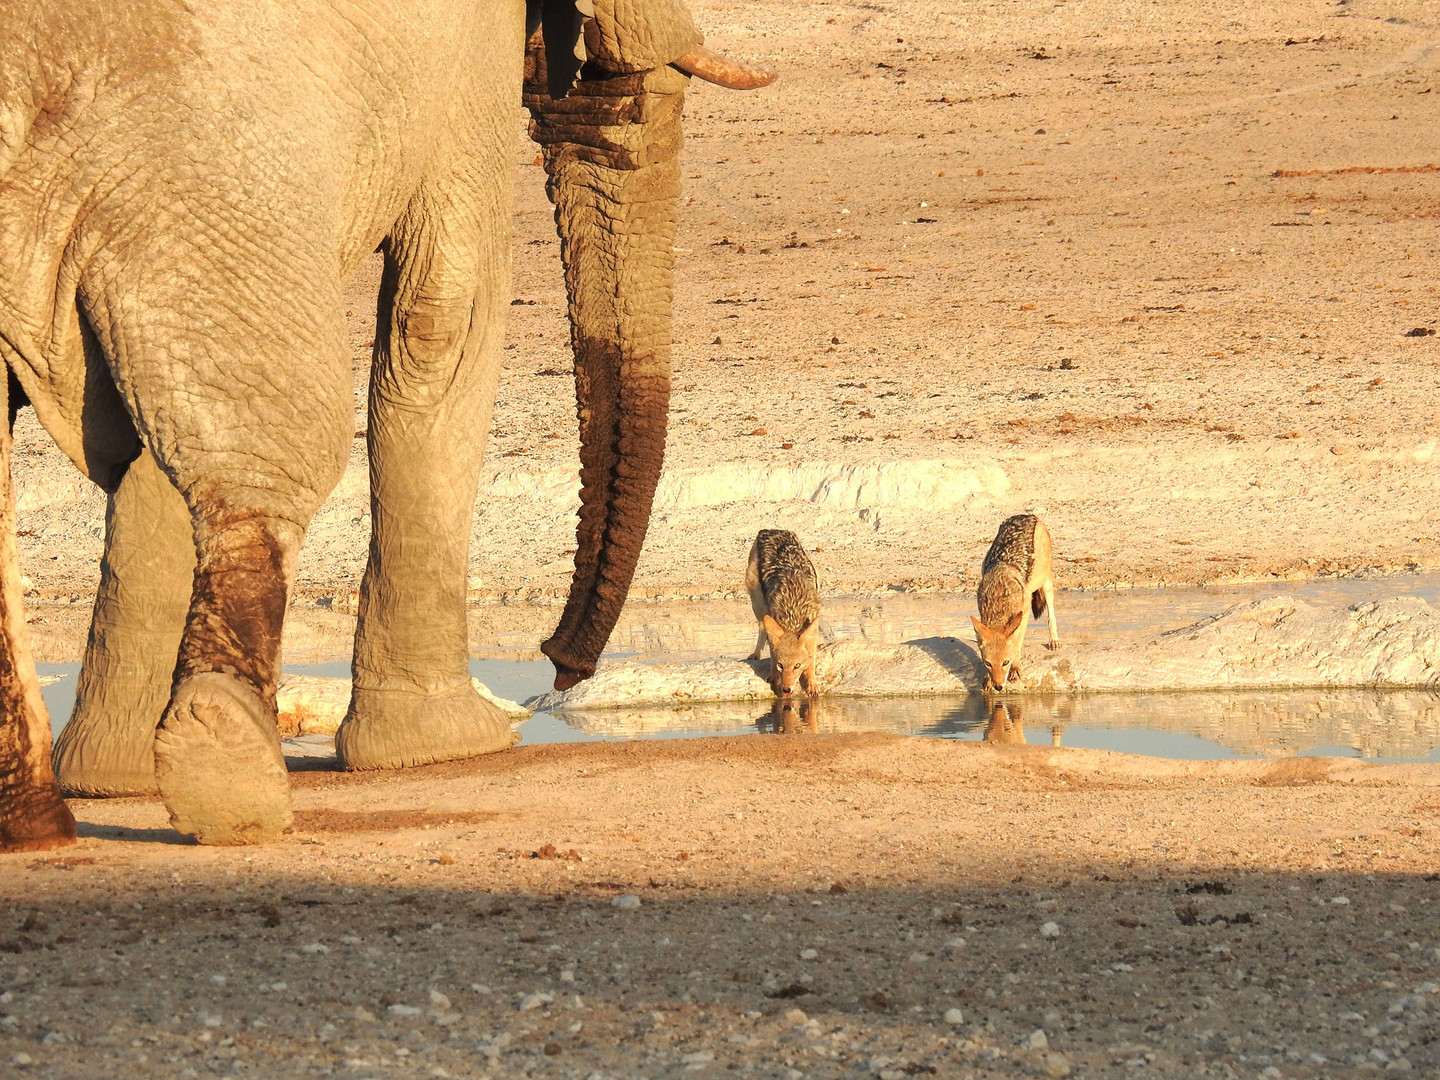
[763,615,819,696]
[971,612,1023,692]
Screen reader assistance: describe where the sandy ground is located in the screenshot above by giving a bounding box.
[4,738,1440,1078]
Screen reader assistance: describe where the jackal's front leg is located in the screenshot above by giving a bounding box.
[748,621,769,662]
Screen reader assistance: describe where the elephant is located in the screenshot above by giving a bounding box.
[0,0,772,849]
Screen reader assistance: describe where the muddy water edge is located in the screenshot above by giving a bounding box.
[29,570,1440,762]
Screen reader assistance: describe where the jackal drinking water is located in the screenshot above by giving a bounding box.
[745,529,821,696]
[971,514,1059,691]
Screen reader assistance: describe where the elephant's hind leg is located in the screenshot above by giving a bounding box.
[151,510,304,845]
[53,449,192,797]
[97,252,351,843]
[0,373,75,851]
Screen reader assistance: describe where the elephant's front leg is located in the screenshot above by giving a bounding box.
[334,76,523,771]
[334,272,517,770]
[334,348,517,769]
[53,449,193,796]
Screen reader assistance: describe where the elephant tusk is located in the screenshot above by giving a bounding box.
[672,46,776,89]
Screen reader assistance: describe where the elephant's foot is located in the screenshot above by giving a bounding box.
[53,685,164,797]
[0,785,77,853]
[154,673,292,845]
[335,686,518,771]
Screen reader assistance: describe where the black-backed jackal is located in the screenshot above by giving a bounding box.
[971,514,1059,691]
[745,529,821,696]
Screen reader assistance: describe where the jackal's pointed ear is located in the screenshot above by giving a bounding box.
[970,615,990,641]
[1002,611,1024,637]
[763,615,785,642]
[798,618,820,645]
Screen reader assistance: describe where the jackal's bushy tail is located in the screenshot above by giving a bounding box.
[1032,589,1046,620]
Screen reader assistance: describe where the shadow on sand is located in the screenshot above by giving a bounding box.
[4,845,1437,1074]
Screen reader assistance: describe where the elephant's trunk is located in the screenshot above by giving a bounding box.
[524,38,685,690]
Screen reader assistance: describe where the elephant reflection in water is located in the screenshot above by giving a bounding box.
[983,703,1065,746]
[757,697,821,734]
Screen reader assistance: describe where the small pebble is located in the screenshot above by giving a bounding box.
[10,1053,31,1068]
[944,1008,965,1025]
[352,1007,376,1023]
[560,970,576,983]
[1040,921,1060,938]
[612,894,641,910]
[1025,1029,1049,1051]
[943,936,966,950]
[908,951,928,964]
[301,943,329,955]
[800,948,818,960]
[682,1051,716,1064]
[1331,896,1351,906]
[1041,1053,1071,1079]
[428,989,451,1011]
[784,1008,808,1025]
[387,1004,422,1017]
[519,992,554,1012]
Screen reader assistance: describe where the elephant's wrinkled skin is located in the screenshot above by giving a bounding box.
[0,0,770,847]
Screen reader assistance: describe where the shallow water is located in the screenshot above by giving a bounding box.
[37,571,1440,764]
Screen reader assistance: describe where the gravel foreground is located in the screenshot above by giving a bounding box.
[4,737,1440,1079]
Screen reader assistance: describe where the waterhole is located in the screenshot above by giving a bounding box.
[38,571,1440,763]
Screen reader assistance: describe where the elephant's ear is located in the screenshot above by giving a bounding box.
[529,0,595,99]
